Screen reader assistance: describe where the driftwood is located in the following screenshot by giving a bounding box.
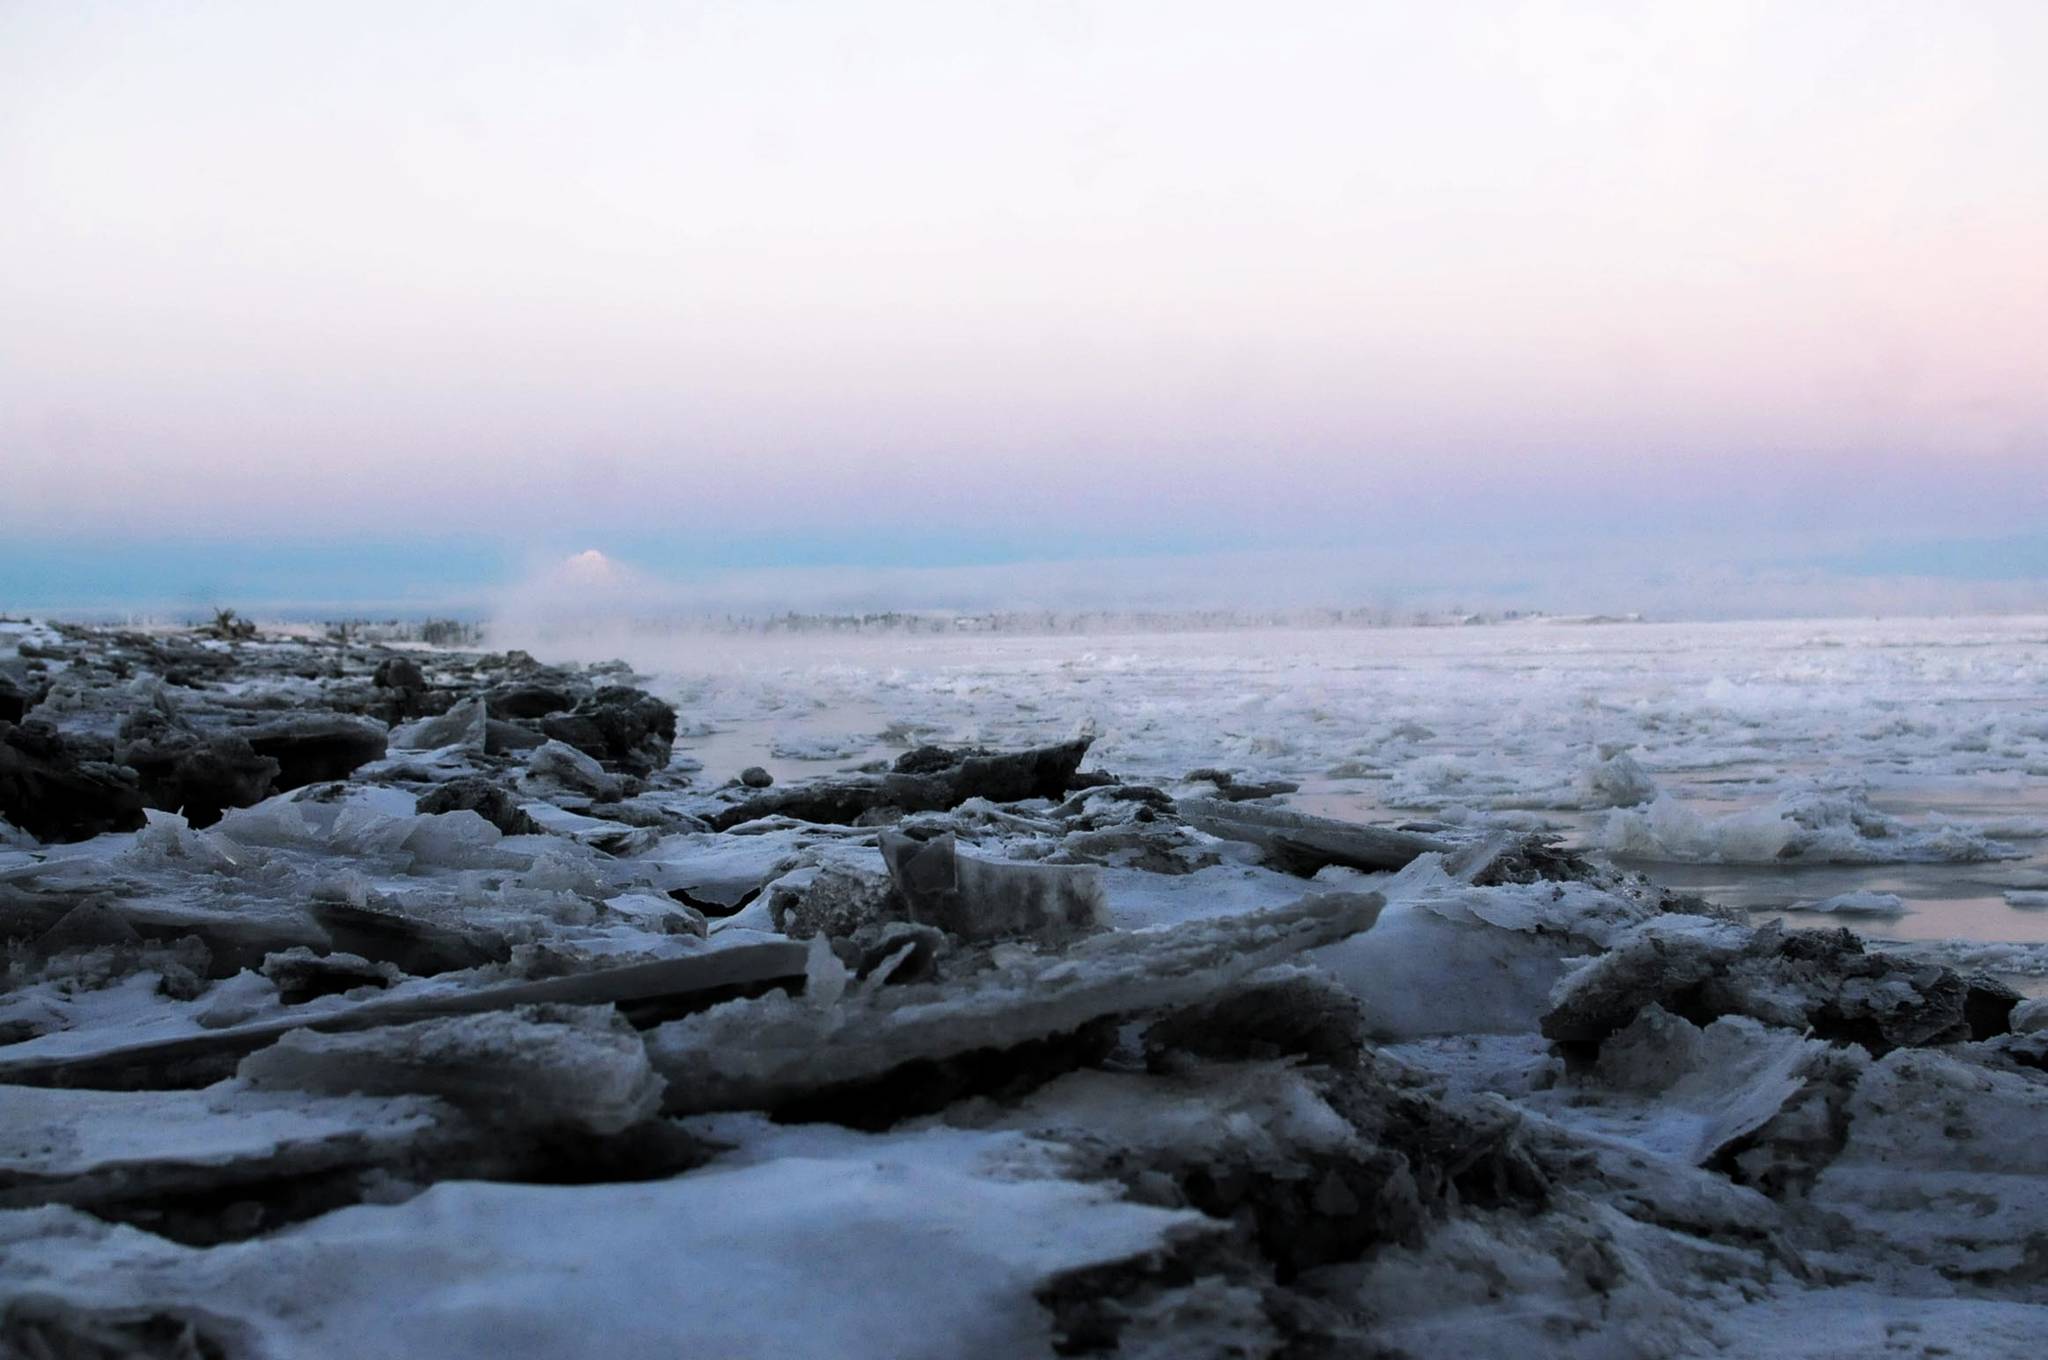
[1176,797,1449,875]
[0,940,811,1091]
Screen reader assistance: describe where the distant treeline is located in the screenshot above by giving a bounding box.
[322,617,484,646]
[163,606,1633,644]
[593,607,1558,635]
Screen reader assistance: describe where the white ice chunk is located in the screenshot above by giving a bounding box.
[389,697,488,752]
[1789,890,1910,918]
[525,739,623,800]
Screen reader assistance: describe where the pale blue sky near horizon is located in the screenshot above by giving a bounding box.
[4,1,2044,617]
[6,528,2046,620]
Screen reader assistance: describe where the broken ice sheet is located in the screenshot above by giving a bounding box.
[1558,1007,1827,1165]
[0,1083,448,1215]
[236,1004,665,1136]
[645,891,1384,1117]
[0,1121,1210,1360]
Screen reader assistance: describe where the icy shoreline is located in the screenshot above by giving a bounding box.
[3,618,2047,1357]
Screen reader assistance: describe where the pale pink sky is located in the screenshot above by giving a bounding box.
[2,1,2044,608]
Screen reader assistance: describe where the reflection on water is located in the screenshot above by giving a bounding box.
[669,714,897,790]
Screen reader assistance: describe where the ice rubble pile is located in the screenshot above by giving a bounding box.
[0,620,2046,1358]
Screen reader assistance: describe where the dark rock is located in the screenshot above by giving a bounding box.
[308,900,510,977]
[769,1021,1124,1132]
[937,739,1094,803]
[716,781,901,830]
[244,717,388,791]
[261,947,400,1005]
[479,649,541,673]
[739,765,774,789]
[894,744,977,775]
[712,737,1094,831]
[121,733,280,828]
[415,777,539,835]
[371,655,427,691]
[1213,778,1300,801]
[485,682,579,720]
[0,670,38,723]
[1963,972,2023,1041]
[1176,766,1295,803]
[1145,972,1369,1070]
[539,686,677,775]
[1540,933,1729,1047]
[1461,832,1602,886]
[0,721,146,843]
[484,719,546,755]
[1049,1052,1548,1295]
[582,800,677,831]
[1542,923,2017,1055]
[1177,797,1449,876]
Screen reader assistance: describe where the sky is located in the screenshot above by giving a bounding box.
[2,0,2044,616]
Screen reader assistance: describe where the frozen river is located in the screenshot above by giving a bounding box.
[8,614,2048,1357]
[608,615,2048,955]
